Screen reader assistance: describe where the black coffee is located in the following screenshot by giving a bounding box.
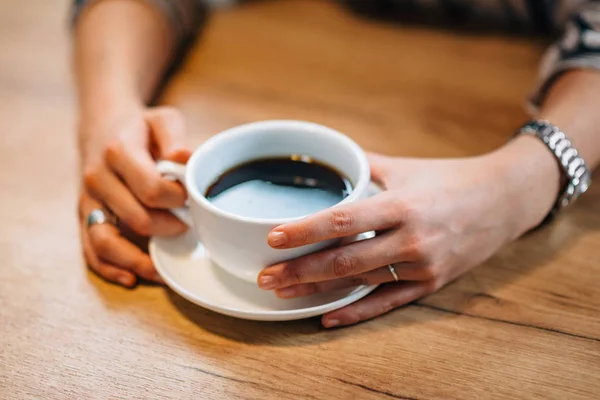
[205,156,353,219]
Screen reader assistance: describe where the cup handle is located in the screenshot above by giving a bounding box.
[156,160,194,227]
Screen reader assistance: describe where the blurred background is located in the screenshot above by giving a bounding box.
[0,0,547,163]
[0,0,78,265]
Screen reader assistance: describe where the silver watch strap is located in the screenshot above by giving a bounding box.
[517,119,592,223]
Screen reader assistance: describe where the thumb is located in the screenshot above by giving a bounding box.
[145,106,190,159]
[165,148,192,164]
[366,152,390,186]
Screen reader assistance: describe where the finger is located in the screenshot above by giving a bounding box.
[81,220,136,288]
[84,166,154,236]
[84,170,187,237]
[259,230,422,289]
[274,264,408,298]
[145,107,191,160]
[366,152,391,186]
[105,138,187,210]
[146,209,189,237]
[81,192,165,283]
[267,191,405,249]
[88,223,163,283]
[166,148,192,164]
[321,281,434,328]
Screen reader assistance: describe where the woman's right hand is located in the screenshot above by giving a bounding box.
[78,106,192,287]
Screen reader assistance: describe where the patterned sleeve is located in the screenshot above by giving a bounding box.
[530,1,600,112]
[71,0,208,43]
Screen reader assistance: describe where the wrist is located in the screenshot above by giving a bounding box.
[78,84,145,125]
[488,135,562,237]
[77,103,146,168]
[74,0,176,122]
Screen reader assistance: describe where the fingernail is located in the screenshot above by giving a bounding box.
[118,275,134,287]
[258,275,276,290]
[277,287,297,298]
[268,231,287,248]
[323,319,340,328]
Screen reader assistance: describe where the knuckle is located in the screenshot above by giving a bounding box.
[104,141,123,163]
[298,225,310,243]
[90,230,112,254]
[82,167,102,190]
[392,200,420,225]
[156,106,183,121]
[128,213,152,236]
[402,239,426,261]
[403,203,422,222]
[329,210,355,234]
[293,224,310,244]
[283,265,305,285]
[420,263,439,281]
[387,198,409,223]
[152,107,186,135]
[139,181,164,207]
[387,196,406,219]
[330,252,357,278]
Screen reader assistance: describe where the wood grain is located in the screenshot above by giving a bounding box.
[0,1,598,399]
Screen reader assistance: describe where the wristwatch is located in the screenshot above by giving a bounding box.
[516,119,592,224]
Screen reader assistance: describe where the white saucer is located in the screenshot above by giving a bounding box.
[150,183,381,321]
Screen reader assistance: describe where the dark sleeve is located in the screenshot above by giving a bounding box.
[529,2,600,112]
[71,0,210,103]
[71,0,207,43]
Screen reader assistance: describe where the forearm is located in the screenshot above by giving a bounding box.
[538,69,600,169]
[495,70,600,236]
[499,0,600,234]
[524,69,600,214]
[74,0,176,124]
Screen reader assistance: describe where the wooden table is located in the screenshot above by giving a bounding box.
[1,1,599,398]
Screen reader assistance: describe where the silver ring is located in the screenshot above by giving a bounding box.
[388,264,399,282]
[87,209,112,229]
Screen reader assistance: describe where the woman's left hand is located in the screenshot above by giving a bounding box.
[258,136,560,328]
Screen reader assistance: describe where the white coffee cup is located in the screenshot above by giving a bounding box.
[157,120,371,283]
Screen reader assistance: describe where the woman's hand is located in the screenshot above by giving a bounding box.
[258,136,561,327]
[78,106,191,287]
